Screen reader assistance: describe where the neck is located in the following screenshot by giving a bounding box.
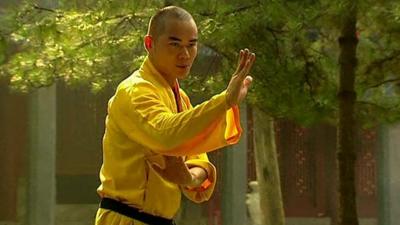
[148,55,176,88]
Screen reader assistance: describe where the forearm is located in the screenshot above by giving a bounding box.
[181,161,216,203]
[118,87,230,153]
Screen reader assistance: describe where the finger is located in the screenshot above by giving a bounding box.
[243,76,253,88]
[237,49,250,74]
[237,50,252,76]
[237,53,253,81]
[241,49,250,67]
[241,53,256,79]
[239,77,252,101]
[234,50,244,74]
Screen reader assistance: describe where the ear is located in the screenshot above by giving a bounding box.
[144,35,153,50]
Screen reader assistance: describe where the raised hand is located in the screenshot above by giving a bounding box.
[226,49,256,108]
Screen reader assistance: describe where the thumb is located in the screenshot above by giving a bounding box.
[243,76,253,88]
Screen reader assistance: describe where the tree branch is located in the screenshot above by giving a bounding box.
[356,100,395,111]
[223,2,261,16]
[199,1,261,17]
[364,50,400,75]
[367,78,400,89]
[200,43,233,62]
[33,4,57,13]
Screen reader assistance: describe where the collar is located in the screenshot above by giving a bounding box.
[140,56,178,89]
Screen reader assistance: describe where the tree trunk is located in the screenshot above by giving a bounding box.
[252,106,285,225]
[336,1,359,225]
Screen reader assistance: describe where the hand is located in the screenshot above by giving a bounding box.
[152,156,193,186]
[187,167,208,188]
[226,49,256,108]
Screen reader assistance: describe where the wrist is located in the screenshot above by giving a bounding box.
[185,177,212,192]
[225,91,234,109]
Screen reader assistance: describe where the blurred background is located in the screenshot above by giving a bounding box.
[1,1,400,225]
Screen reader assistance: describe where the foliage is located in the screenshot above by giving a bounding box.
[181,0,400,126]
[0,0,164,92]
[1,0,400,126]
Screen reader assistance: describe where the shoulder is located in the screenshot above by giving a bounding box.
[108,72,163,112]
[116,71,159,97]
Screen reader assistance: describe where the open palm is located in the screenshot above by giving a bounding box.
[226,49,256,107]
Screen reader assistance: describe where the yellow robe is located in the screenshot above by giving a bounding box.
[95,57,242,224]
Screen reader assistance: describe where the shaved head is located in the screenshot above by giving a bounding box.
[147,6,194,40]
[144,6,198,86]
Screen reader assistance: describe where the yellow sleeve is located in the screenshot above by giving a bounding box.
[181,154,217,203]
[109,81,241,156]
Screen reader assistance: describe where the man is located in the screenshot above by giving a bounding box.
[95,5,255,225]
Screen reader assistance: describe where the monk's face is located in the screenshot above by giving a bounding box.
[150,18,198,85]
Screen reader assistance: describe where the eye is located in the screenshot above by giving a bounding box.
[169,42,180,47]
[188,43,197,48]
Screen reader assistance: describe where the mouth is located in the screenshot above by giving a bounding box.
[176,65,190,69]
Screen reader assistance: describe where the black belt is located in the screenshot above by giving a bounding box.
[100,198,175,225]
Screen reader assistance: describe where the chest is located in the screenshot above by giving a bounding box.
[160,88,189,113]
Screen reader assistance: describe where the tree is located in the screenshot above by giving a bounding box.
[2,1,400,225]
[0,0,164,92]
[181,1,400,225]
[337,1,359,224]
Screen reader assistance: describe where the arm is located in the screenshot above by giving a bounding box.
[111,84,241,156]
[181,154,217,203]
[110,49,255,156]
[148,155,212,191]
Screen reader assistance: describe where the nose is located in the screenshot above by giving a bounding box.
[178,46,190,59]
